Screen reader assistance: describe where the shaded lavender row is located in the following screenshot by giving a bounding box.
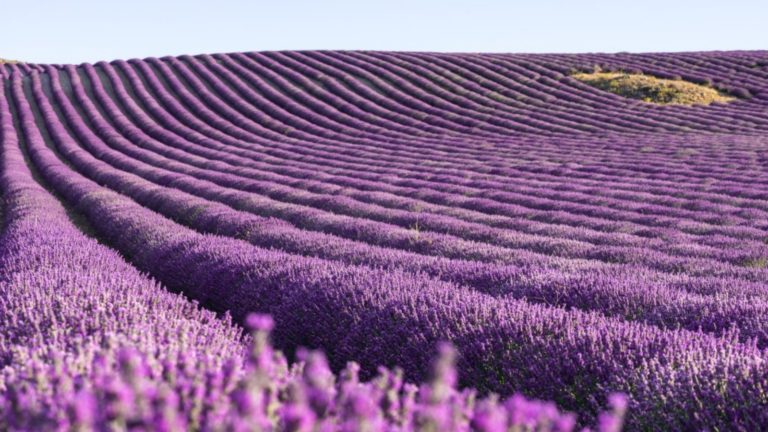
[233,51,515,139]
[11,73,768,430]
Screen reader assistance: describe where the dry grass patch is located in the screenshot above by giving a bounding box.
[572,72,736,106]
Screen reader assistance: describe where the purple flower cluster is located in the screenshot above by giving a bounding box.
[4,306,628,432]
[2,49,768,430]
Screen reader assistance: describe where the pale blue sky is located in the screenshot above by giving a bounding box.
[2,0,766,64]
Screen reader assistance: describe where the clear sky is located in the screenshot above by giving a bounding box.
[3,0,766,64]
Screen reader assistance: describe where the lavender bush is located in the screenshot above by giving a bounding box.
[2,313,629,431]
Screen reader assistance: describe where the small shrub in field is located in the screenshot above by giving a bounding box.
[572,72,736,105]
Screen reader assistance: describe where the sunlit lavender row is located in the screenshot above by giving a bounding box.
[2,49,768,430]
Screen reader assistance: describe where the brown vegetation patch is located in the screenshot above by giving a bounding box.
[572,72,736,106]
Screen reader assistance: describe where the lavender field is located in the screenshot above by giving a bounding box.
[2,50,768,430]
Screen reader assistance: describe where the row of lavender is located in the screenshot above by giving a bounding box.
[0,74,628,431]
[6,50,763,427]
